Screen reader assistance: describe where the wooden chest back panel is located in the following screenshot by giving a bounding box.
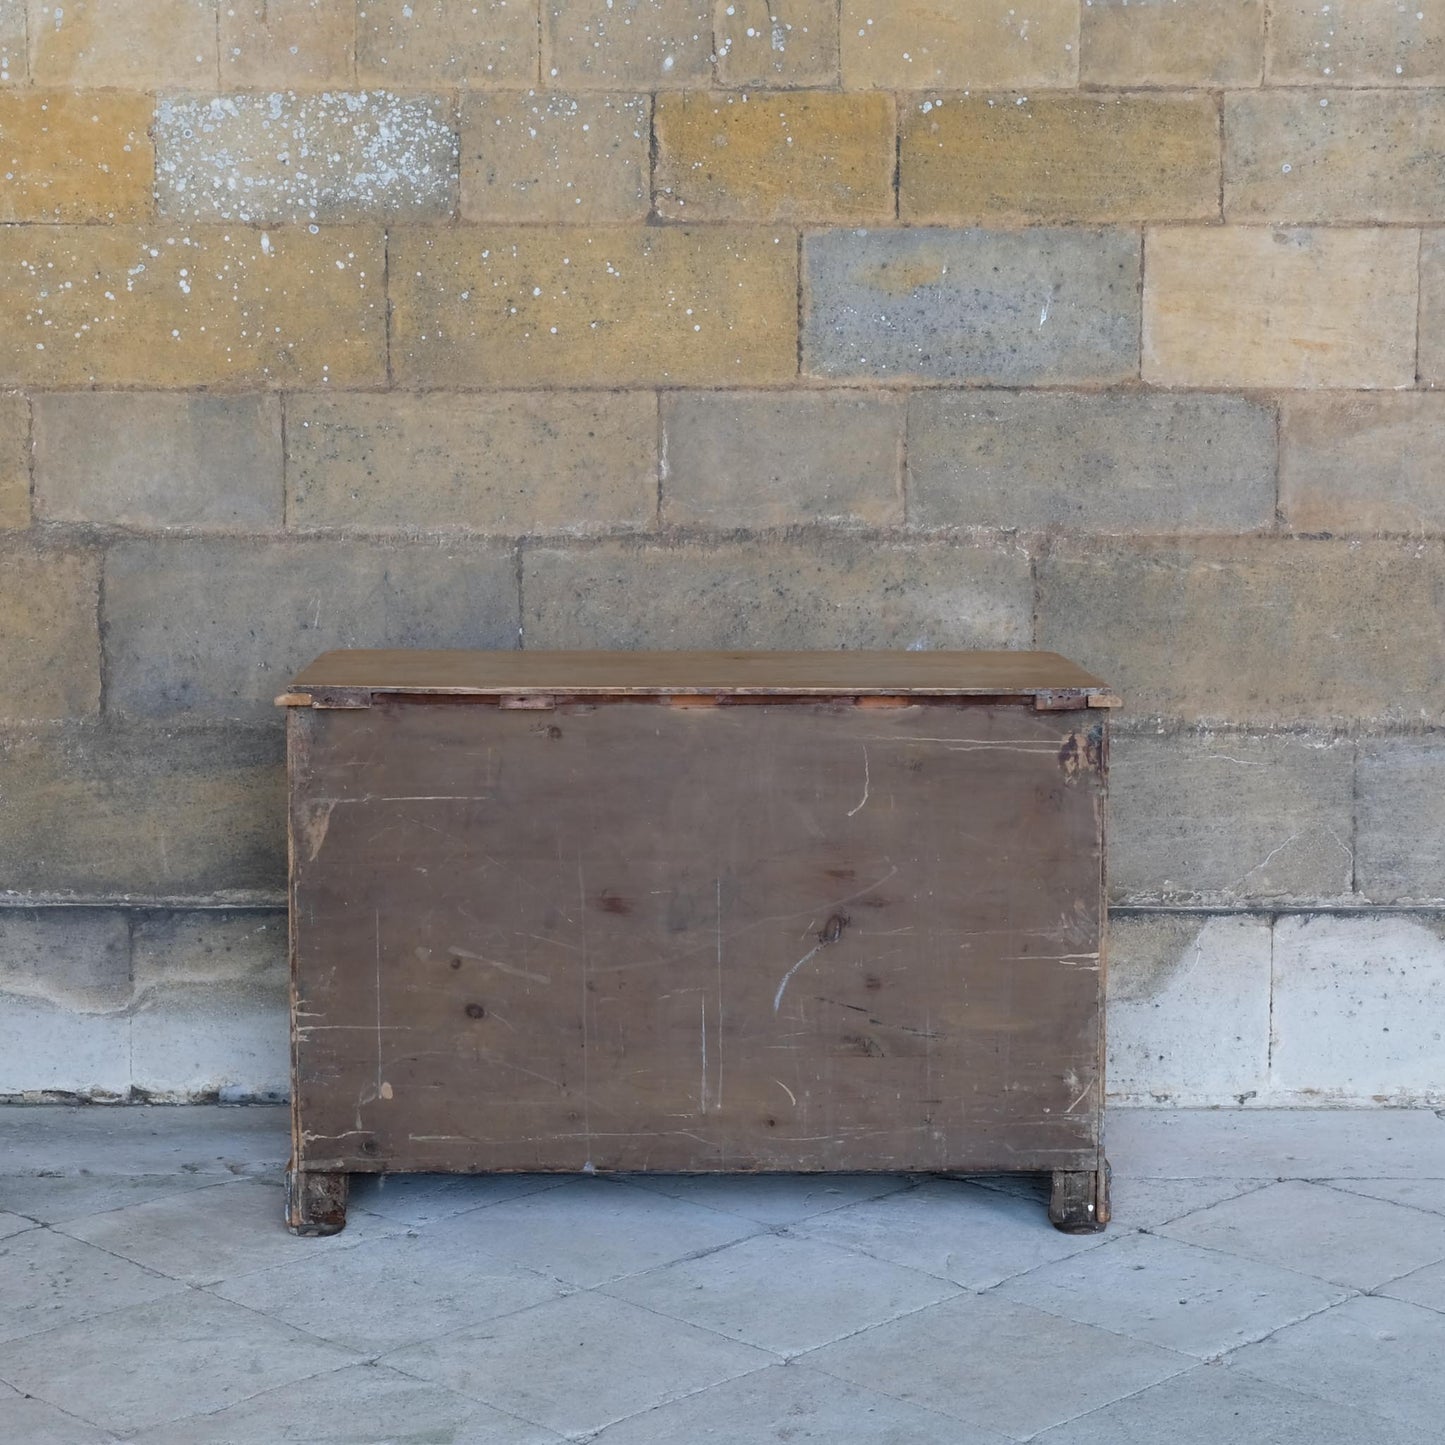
[290,701,1106,1175]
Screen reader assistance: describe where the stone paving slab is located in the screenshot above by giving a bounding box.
[1,1106,1442,1442]
[1158,1178,1445,1290]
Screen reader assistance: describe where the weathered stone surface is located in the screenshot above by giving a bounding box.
[1081,0,1263,86]
[1038,539,1445,725]
[1269,0,1445,84]
[104,539,518,720]
[1226,90,1445,224]
[0,543,100,721]
[0,1,23,82]
[357,0,539,84]
[0,225,386,388]
[715,0,838,86]
[0,908,130,1013]
[1421,230,1445,386]
[0,909,132,1097]
[1143,227,1418,389]
[0,723,285,901]
[0,392,25,529]
[220,0,355,85]
[900,93,1219,225]
[840,0,1078,88]
[34,393,283,530]
[155,92,458,224]
[29,0,219,87]
[1280,392,1445,534]
[131,911,288,1101]
[392,225,797,386]
[1357,740,1445,903]
[461,90,649,222]
[661,391,903,527]
[655,91,894,223]
[908,392,1275,535]
[0,90,152,222]
[1272,914,1445,1104]
[803,227,1140,384]
[1108,915,1272,1106]
[522,536,1031,648]
[1111,731,1355,905]
[546,0,714,87]
[287,391,656,532]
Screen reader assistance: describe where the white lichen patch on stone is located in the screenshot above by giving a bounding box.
[154,90,460,224]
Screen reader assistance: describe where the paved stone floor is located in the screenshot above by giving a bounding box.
[1,1108,1443,1443]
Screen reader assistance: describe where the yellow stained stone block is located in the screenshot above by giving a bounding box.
[0,226,385,388]
[841,0,1078,89]
[0,393,26,529]
[391,225,798,386]
[0,90,153,223]
[901,92,1219,225]
[654,91,894,223]
[357,0,539,84]
[220,0,355,85]
[715,0,839,86]
[29,0,218,87]
[0,545,100,719]
[1143,227,1417,389]
[1081,0,1263,87]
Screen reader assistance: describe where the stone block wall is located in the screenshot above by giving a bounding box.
[0,0,1441,1105]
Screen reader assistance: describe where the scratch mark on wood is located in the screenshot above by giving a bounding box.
[774,942,824,1012]
[715,877,724,1114]
[448,946,551,985]
[775,1079,797,1107]
[847,745,870,817]
[577,851,592,1170]
[700,995,708,1113]
[374,910,383,1100]
[297,799,338,862]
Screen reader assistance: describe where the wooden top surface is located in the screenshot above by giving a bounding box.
[286,649,1111,699]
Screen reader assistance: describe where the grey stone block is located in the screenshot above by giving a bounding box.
[35,392,283,530]
[661,391,904,528]
[1038,538,1445,725]
[803,227,1141,383]
[104,538,518,721]
[0,908,130,1012]
[1358,738,1445,903]
[0,723,284,902]
[0,909,132,1098]
[908,391,1275,534]
[522,535,1032,650]
[1280,392,1445,534]
[1271,913,1445,1104]
[0,541,100,722]
[1110,731,1355,905]
[130,910,288,1101]
[1107,913,1272,1104]
[287,391,656,534]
